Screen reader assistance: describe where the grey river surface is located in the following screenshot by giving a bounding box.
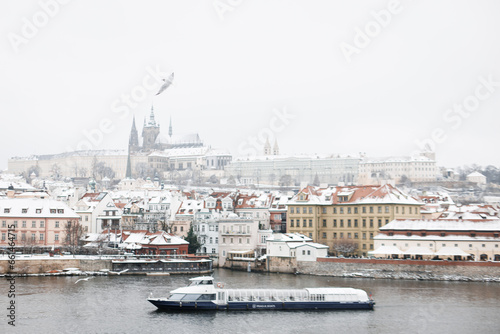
[2,269,500,334]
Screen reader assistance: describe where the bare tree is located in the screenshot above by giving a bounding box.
[279,174,292,187]
[64,220,84,254]
[51,163,62,180]
[21,234,39,254]
[332,238,358,257]
[79,167,88,177]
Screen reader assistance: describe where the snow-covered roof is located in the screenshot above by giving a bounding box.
[146,232,188,245]
[369,245,404,255]
[0,198,80,218]
[291,242,328,249]
[467,171,486,178]
[289,184,421,206]
[267,233,312,242]
[381,219,500,231]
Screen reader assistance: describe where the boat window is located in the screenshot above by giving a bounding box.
[197,294,216,301]
[168,294,185,301]
[182,294,202,301]
[190,280,213,286]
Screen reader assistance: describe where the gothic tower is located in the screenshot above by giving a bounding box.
[264,136,271,155]
[273,138,280,155]
[128,116,139,152]
[142,106,160,151]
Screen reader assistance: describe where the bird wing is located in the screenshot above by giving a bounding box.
[155,72,174,95]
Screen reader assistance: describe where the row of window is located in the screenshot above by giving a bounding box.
[194,224,219,232]
[198,237,219,244]
[3,208,64,214]
[382,243,500,248]
[1,232,57,241]
[221,237,250,244]
[388,232,500,238]
[290,218,389,229]
[221,225,251,234]
[323,232,374,240]
[1,220,58,228]
[290,206,415,215]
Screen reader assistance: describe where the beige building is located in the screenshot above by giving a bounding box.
[287,184,422,256]
[0,198,80,250]
[218,214,259,265]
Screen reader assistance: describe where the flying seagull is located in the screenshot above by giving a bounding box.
[75,276,95,284]
[156,72,174,95]
[109,269,129,275]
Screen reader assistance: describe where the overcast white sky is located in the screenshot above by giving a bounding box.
[1,0,500,171]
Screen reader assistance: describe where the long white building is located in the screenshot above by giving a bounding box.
[358,152,438,185]
[225,155,360,185]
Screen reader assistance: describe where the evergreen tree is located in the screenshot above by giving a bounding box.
[185,224,201,254]
[313,173,320,186]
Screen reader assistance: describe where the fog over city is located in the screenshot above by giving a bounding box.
[1,0,500,170]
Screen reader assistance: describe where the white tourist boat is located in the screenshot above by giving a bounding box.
[148,276,375,311]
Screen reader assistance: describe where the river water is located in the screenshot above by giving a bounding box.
[2,269,500,334]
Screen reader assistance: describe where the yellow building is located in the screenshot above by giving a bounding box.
[287,184,422,256]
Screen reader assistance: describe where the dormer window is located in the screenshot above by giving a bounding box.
[4,208,10,213]
[50,209,56,214]
[58,209,64,214]
[36,209,42,214]
[22,208,28,213]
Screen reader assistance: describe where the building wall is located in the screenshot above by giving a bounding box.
[8,153,149,180]
[218,219,258,265]
[358,157,438,184]
[295,245,328,261]
[287,203,421,256]
[375,234,500,261]
[0,217,69,247]
[225,156,360,185]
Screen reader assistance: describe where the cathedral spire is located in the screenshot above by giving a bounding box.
[169,116,172,137]
[264,136,271,155]
[148,105,157,126]
[129,115,139,152]
[273,138,279,155]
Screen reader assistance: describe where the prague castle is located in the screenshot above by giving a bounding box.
[8,106,231,180]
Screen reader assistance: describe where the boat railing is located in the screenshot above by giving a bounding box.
[225,289,309,303]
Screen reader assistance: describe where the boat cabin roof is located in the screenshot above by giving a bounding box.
[189,276,214,281]
[188,276,215,286]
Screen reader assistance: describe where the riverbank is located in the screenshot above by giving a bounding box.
[295,257,500,282]
[0,255,213,276]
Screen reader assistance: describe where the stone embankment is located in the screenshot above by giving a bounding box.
[268,257,500,282]
[0,256,112,275]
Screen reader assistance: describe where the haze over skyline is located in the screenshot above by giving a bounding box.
[2,0,500,172]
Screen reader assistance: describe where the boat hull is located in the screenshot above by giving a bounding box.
[148,299,374,311]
